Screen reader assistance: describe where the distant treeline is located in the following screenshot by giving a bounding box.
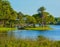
[0,0,60,28]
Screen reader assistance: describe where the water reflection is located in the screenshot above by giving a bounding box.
[0,25,60,40]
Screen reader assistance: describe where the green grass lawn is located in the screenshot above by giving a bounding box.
[25,26,52,30]
[0,27,17,32]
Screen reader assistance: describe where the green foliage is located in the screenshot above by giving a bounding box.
[55,17,60,25]
[0,35,60,47]
[17,12,25,27]
[26,15,36,24]
[0,0,17,27]
[0,0,60,30]
[25,15,37,27]
[0,0,60,28]
[38,6,46,13]
[33,7,56,26]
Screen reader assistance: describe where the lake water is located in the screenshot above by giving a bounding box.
[0,25,60,40]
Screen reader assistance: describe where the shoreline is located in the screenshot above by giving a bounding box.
[0,28,17,32]
[25,26,53,31]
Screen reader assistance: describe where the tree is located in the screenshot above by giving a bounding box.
[37,6,56,26]
[25,15,36,27]
[0,0,17,27]
[37,6,46,26]
[33,7,55,26]
[32,14,41,26]
[48,15,56,25]
[17,12,25,27]
[55,17,60,25]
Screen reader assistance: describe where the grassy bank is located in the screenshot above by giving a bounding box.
[0,28,17,32]
[25,26,52,30]
[0,36,59,47]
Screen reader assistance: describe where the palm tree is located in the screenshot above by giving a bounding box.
[38,6,46,26]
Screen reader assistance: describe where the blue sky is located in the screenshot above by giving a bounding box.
[9,0,60,17]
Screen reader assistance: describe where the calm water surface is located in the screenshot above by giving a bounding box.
[1,25,60,40]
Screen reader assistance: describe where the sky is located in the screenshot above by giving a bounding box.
[9,0,60,17]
